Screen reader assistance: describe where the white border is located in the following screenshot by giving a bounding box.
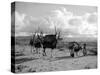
[0,0,99,75]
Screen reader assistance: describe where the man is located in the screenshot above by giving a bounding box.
[82,43,87,56]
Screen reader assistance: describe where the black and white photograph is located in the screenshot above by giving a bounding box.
[11,1,98,73]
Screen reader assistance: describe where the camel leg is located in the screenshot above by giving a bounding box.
[32,46,36,54]
[36,48,38,54]
[43,48,46,56]
[71,53,74,57]
[38,48,40,54]
[70,49,74,57]
[76,52,78,57]
[31,46,33,54]
[38,48,41,54]
[51,50,53,58]
[44,49,46,56]
[31,46,35,54]
[83,49,87,56]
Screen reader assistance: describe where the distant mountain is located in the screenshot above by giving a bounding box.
[63,36,97,42]
[15,35,97,42]
[15,35,32,40]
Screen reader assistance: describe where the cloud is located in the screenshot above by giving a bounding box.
[47,7,83,31]
[14,8,97,38]
[87,13,97,24]
[68,18,82,26]
[46,7,97,38]
[15,11,54,36]
[15,11,26,31]
[78,12,97,37]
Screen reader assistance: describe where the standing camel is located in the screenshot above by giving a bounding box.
[29,32,43,54]
[68,42,82,57]
[68,42,87,57]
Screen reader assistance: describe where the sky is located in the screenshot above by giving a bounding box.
[11,2,97,38]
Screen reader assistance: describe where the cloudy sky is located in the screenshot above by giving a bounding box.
[11,2,97,38]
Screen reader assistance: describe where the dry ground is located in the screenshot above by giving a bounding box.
[14,45,97,73]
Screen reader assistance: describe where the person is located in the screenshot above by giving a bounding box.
[83,43,87,56]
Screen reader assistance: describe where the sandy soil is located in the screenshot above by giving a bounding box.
[14,46,97,73]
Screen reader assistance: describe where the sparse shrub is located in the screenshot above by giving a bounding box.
[16,65,28,72]
[84,66,91,69]
[27,68,36,72]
